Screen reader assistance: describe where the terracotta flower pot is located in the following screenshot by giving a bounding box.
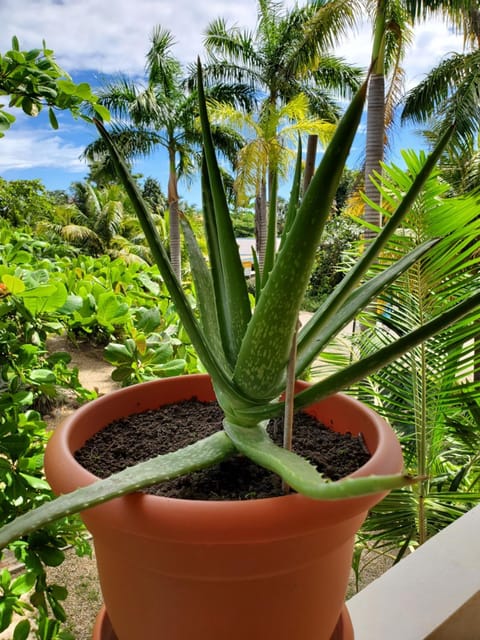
[45,374,403,640]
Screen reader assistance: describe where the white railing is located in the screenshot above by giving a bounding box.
[347,503,480,639]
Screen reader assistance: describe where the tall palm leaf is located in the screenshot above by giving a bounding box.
[209,94,335,269]
[203,0,363,118]
[325,151,480,561]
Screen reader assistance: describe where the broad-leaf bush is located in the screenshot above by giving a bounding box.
[0,229,94,638]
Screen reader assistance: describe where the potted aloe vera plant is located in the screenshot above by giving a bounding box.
[0,63,479,640]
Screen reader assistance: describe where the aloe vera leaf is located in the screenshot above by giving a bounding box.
[0,432,236,550]
[200,156,233,358]
[233,81,368,400]
[293,289,480,410]
[279,137,302,249]
[297,124,454,365]
[179,213,229,372]
[261,169,278,288]
[197,62,251,361]
[234,289,480,423]
[295,238,439,373]
[224,420,416,499]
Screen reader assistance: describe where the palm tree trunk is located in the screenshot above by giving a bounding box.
[255,179,268,270]
[303,135,318,193]
[364,0,386,240]
[168,152,181,281]
[364,73,385,239]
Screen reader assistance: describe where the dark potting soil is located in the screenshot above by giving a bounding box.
[74,399,371,500]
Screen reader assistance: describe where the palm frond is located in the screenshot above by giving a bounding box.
[83,124,163,162]
[146,26,181,95]
[402,49,480,150]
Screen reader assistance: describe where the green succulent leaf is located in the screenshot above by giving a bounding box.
[233,80,368,401]
[279,136,302,248]
[94,118,251,409]
[296,239,440,373]
[179,213,227,371]
[197,63,251,364]
[0,432,236,549]
[223,420,416,499]
[297,124,455,371]
[294,290,480,411]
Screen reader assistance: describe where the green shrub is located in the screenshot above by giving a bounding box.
[304,215,361,310]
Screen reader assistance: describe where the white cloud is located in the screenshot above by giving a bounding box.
[0,128,87,173]
[403,18,465,89]
[337,15,465,90]
[0,0,273,74]
[0,2,467,87]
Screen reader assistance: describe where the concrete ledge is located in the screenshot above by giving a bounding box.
[347,503,480,639]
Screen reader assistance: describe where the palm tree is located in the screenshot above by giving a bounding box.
[363,1,479,237]
[210,94,335,268]
[84,27,200,279]
[203,0,363,117]
[357,152,480,554]
[363,0,413,237]
[313,151,480,558]
[201,0,363,261]
[400,1,480,383]
[436,132,480,193]
[40,182,152,262]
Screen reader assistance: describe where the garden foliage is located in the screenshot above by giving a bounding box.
[0,221,200,637]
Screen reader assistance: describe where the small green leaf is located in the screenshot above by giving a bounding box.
[19,473,50,490]
[111,365,134,382]
[92,103,110,122]
[28,369,56,384]
[0,110,15,132]
[135,307,161,333]
[11,572,36,596]
[56,80,76,95]
[59,294,84,314]
[19,283,68,315]
[148,342,173,365]
[48,107,58,129]
[154,360,187,377]
[35,546,65,567]
[22,97,39,117]
[12,391,34,407]
[72,82,94,100]
[13,619,30,640]
[49,585,68,601]
[104,341,135,364]
[2,275,25,295]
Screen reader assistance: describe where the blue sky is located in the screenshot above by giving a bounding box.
[0,1,467,206]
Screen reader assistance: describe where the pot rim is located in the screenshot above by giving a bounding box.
[44,374,403,541]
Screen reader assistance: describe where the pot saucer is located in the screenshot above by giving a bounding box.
[92,604,354,640]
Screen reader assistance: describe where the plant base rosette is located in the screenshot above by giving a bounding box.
[45,375,403,640]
